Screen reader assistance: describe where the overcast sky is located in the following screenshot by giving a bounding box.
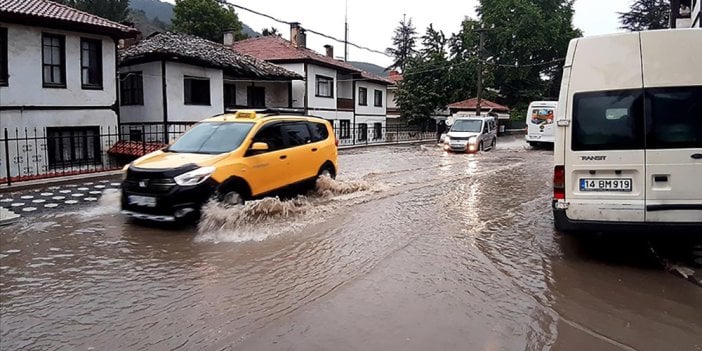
[208,0,634,67]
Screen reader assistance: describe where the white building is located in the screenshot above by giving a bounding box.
[117,32,302,146]
[0,0,138,183]
[671,0,701,28]
[231,23,393,143]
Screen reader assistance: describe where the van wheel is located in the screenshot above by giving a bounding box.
[479,141,484,152]
[219,189,244,206]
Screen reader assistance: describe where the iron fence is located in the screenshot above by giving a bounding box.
[1,122,434,186]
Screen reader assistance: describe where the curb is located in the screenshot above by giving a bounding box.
[0,171,123,194]
[0,206,21,226]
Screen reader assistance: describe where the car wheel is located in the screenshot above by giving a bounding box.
[318,165,336,180]
[491,138,496,150]
[479,141,484,152]
[219,189,244,206]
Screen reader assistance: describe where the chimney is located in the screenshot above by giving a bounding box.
[223,30,235,46]
[324,45,334,58]
[290,22,306,48]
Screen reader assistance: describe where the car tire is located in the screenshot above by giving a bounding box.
[491,138,496,150]
[479,141,484,152]
[219,189,245,206]
[318,165,336,180]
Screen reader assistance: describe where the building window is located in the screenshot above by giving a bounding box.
[129,128,143,142]
[247,86,266,107]
[120,72,143,105]
[80,38,102,89]
[184,76,210,105]
[316,75,333,98]
[0,27,7,86]
[358,87,367,106]
[47,127,101,169]
[357,123,368,141]
[374,90,383,107]
[42,33,66,88]
[373,122,382,139]
[224,83,236,109]
[339,120,351,139]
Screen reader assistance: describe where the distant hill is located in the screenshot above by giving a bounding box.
[348,61,389,77]
[128,0,260,38]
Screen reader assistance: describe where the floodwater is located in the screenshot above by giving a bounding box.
[1,137,700,351]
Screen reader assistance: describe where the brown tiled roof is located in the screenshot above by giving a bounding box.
[387,70,403,83]
[120,32,303,81]
[448,98,510,112]
[0,0,139,38]
[231,35,361,74]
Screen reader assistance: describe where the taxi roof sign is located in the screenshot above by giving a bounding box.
[234,110,258,119]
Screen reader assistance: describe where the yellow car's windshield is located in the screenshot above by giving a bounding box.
[168,122,254,154]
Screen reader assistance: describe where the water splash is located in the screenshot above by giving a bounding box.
[196,176,373,243]
[80,189,121,218]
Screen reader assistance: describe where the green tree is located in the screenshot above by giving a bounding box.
[172,0,244,43]
[619,0,670,31]
[386,15,418,72]
[447,18,481,103]
[57,0,130,22]
[262,27,280,36]
[477,0,581,119]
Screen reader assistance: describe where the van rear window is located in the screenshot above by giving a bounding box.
[572,90,644,151]
[646,86,702,149]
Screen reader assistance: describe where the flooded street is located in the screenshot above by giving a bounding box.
[1,137,701,351]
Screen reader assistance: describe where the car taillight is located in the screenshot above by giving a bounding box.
[554,165,565,200]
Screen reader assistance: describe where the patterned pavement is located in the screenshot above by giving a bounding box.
[0,179,121,223]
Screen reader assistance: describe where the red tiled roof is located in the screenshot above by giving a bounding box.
[0,0,139,38]
[231,36,361,73]
[108,140,166,157]
[387,70,403,83]
[448,98,510,112]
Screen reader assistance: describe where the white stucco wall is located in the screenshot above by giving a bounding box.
[307,64,337,110]
[0,23,117,108]
[118,61,162,124]
[356,81,387,117]
[387,87,398,109]
[279,63,305,108]
[165,62,223,122]
[0,109,117,179]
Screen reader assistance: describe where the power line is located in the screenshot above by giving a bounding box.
[221,1,391,57]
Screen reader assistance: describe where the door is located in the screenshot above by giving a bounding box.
[529,106,556,142]
[280,122,316,182]
[245,123,290,195]
[565,89,647,222]
[644,86,702,222]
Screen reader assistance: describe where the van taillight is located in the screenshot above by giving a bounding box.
[554,165,565,200]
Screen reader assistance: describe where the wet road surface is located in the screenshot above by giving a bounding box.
[1,137,701,351]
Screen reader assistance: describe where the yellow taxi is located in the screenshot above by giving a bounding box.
[120,109,338,222]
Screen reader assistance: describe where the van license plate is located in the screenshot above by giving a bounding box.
[580,178,632,192]
[128,195,157,207]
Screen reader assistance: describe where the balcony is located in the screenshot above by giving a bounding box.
[337,98,354,111]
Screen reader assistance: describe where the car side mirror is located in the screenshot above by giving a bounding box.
[251,142,269,151]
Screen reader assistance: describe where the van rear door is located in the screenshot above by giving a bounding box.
[564,34,646,222]
[640,30,702,223]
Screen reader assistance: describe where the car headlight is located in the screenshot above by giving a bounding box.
[468,137,478,145]
[444,136,450,143]
[174,166,216,186]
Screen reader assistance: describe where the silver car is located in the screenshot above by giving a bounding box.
[443,117,497,153]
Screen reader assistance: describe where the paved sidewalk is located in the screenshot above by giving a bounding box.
[0,179,122,223]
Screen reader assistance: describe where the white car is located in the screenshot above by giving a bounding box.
[443,116,497,153]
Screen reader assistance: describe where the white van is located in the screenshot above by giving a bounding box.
[553,29,702,232]
[526,101,557,147]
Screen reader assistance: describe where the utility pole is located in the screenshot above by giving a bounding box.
[344,0,349,61]
[475,24,488,116]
